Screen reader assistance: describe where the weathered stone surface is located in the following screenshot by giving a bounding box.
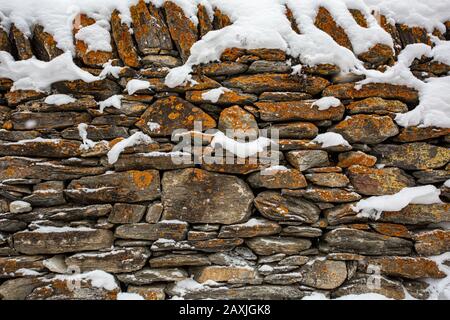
[218,105,258,136]
[17,204,112,223]
[0,274,119,300]
[346,97,408,115]
[141,55,181,68]
[323,83,419,104]
[108,203,147,224]
[378,204,450,225]
[117,268,188,284]
[13,227,114,254]
[10,111,91,130]
[17,96,97,112]
[61,125,128,141]
[130,0,172,54]
[65,170,161,203]
[167,284,306,300]
[113,152,192,172]
[128,284,166,300]
[23,181,65,207]
[247,169,307,189]
[266,122,318,139]
[305,172,349,188]
[136,96,216,136]
[0,255,46,278]
[360,256,445,279]
[370,223,412,239]
[161,169,254,224]
[321,228,413,256]
[73,14,113,67]
[414,230,450,256]
[114,221,188,241]
[0,219,27,232]
[223,74,329,95]
[218,218,281,238]
[197,4,213,37]
[193,266,257,284]
[164,2,198,62]
[0,27,12,53]
[299,187,362,203]
[281,226,322,238]
[186,90,257,106]
[248,60,291,73]
[151,238,243,253]
[199,61,248,76]
[256,100,344,122]
[111,10,140,67]
[258,92,312,101]
[0,139,81,158]
[246,237,312,256]
[299,259,347,289]
[254,191,320,223]
[52,79,121,100]
[31,25,63,61]
[372,143,450,170]
[9,24,33,60]
[149,253,210,268]
[315,7,352,50]
[347,165,415,196]
[0,157,107,181]
[286,150,330,171]
[396,127,450,142]
[145,76,220,93]
[65,247,150,273]
[413,170,450,184]
[5,90,46,107]
[331,115,399,144]
[332,273,405,300]
[337,151,377,168]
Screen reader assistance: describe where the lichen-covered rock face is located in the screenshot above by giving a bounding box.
[0,1,449,301]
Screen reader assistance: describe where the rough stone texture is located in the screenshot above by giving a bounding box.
[161,169,254,224]
[13,228,114,254]
[321,228,413,256]
[331,115,399,144]
[347,165,415,196]
[65,170,161,203]
[0,4,448,301]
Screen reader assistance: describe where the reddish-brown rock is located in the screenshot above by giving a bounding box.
[111,10,140,67]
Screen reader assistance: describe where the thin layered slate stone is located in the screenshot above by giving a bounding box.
[246,237,312,256]
[0,139,82,158]
[255,100,345,122]
[414,230,450,256]
[149,253,210,268]
[218,218,281,238]
[10,111,91,130]
[111,10,140,68]
[114,221,188,241]
[161,168,254,224]
[163,1,198,62]
[151,238,243,253]
[52,79,121,100]
[347,165,415,196]
[65,170,160,203]
[331,114,399,144]
[113,153,193,171]
[193,266,258,284]
[16,204,112,223]
[13,228,114,254]
[395,127,450,142]
[346,97,408,115]
[323,83,419,104]
[9,24,33,60]
[185,90,258,105]
[359,257,445,279]
[17,96,97,112]
[378,204,450,225]
[0,157,107,181]
[372,143,450,170]
[146,76,220,92]
[254,191,320,223]
[223,74,329,95]
[247,169,307,189]
[117,268,188,284]
[31,25,63,61]
[130,0,172,54]
[136,96,216,136]
[321,228,413,256]
[65,247,151,273]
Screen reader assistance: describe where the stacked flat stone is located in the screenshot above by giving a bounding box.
[0,1,449,300]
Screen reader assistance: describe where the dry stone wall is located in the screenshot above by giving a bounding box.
[0,1,449,300]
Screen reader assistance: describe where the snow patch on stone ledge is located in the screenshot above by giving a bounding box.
[312,132,351,148]
[353,185,443,220]
[107,131,153,164]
